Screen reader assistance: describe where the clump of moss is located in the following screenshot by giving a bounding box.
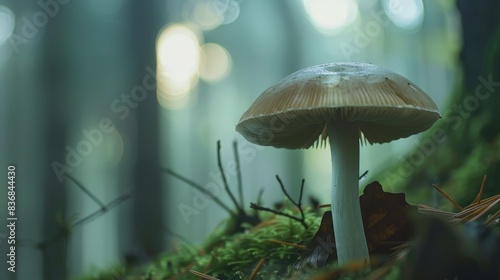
[77,202,322,280]
[144,205,321,279]
[79,264,128,280]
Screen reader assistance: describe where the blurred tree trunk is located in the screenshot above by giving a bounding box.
[128,0,166,259]
[35,2,74,279]
[385,0,500,206]
[0,1,69,279]
[39,3,70,280]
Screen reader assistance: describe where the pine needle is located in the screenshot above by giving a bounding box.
[432,184,463,211]
[189,270,220,280]
[268,239,306,249]
[472,175,487,204]
[248,258,265,280]
[420,177,499,225]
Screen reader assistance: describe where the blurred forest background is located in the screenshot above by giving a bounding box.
[0,0,498,279]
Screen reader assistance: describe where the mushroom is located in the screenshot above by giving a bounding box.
[236,62,440,267]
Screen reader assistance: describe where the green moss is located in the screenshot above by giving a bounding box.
[78,264,130,280]
[78,204,323,280]
[154,208,320,279]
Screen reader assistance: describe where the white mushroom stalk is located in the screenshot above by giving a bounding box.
[328,120,370,267]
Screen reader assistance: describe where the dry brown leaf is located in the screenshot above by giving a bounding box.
[296,181,416,270]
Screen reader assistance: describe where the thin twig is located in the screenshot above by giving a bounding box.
[275,176,299,208]
[250,175,308,229]
[275,176,307,227]
[268,239,306,249]
[71,191,132,228]
[464,195,499,210]
[217,141,244,214]
[317,203,331,208]
[473,175,487,204]
[37,191,132,249]
[64,174,106,210]
[163,168,235,217]
[359,170,369,180]
[432,184,463,211]
[189,270,221,280]
[485,210,500,226]
[233,140,244,210]
[298,179,305,209]
[468,196,500,222]
[250,201,308,229]
[297,179,306,226]
[420,178,500,225]
[248,258,265,280]
[255,188,264,206]
[417,204,455,216]
[454,195,500,220]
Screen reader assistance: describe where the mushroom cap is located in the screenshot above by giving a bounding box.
[236,62,440,149]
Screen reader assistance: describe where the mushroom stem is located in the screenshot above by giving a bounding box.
[328,120,370,267]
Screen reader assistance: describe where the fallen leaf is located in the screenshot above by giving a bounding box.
[296,181,416,270]
[360,181,416,255]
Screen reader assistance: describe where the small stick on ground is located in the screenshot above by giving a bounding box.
[485,209,500,226]
[217,140,244,215]
[233,140,244,210]
[359,170,369,180]
[473,175,487,204]
[64,174,107,210]
[276,176,307,227]
[163,168,236,217]
[268,239,306,249]
[248,258,265,280]
[36,191,132,250]
[432,184,463,211]
[250,176,309,229]
[189,270,221,280]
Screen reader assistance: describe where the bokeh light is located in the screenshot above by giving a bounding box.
[383,0,424,30]
[184,0,240,31]
[199,43,231,83]
[156,24,201,108]
[0,5,15,46]
[302,0,358,34]
[220,0,240,25]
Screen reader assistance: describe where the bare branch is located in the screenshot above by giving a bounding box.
[359,170,369,180]
[217,141,244,214]
[64,174,106,210]
[250,176,309,229]
[233,140,244,210]
[163,168,235,217]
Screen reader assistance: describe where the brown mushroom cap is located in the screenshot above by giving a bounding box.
[236,62,440,149]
